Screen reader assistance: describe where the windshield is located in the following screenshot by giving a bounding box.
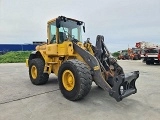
[59,19,82,42]
[133,49,140,54]
[132,48,140,54]
[146,49,158,53]
[121,51,128,55]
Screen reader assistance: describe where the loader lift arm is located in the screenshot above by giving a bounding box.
[73,35,139,102]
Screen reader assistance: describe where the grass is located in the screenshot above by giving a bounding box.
[0,51,32,63]
[0,51,120,63]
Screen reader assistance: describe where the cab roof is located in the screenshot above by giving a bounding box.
[47,16,83,24]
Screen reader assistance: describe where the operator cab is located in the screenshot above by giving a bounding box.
[47,16,85,44]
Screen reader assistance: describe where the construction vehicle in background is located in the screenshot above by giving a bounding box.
[128,48,141,60]
[118,48,141,60]
[117,50,129,60]
[143,48,160,65]
[136,42,160,64]
[26,16,139,102]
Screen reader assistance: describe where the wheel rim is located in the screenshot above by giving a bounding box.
[62,70,75,91]
[31,65,37,79]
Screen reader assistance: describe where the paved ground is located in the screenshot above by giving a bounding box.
[0,60,160,120]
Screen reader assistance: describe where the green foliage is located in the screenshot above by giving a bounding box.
[112,52,120,58]
[0,51,31,63]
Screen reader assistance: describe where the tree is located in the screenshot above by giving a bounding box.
[112,52,120,58]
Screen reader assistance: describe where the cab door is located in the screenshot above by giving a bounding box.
[46,22,58,55]
[158,49,160,60]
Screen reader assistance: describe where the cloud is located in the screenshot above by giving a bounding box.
[0,0,160,52]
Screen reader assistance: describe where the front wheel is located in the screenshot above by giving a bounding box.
[29,58,49,85]
[58,59,92,101]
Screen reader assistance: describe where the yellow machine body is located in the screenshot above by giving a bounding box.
[26,16,139,102]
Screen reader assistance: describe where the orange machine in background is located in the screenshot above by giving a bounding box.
[128,48,141,60]
[117,50,129,60]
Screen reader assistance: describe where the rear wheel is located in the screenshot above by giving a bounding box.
[58,59,92,101]
[29,58,49,85]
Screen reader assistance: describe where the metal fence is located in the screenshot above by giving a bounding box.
[0,44,36,52]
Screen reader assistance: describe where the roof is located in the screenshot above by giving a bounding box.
[47,16,83,24]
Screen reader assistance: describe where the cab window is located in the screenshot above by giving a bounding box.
[49,23,56,44]
[59,27,68,43]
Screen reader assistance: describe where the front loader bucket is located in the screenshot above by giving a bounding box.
[109,71,139,102]
[73,42,139,102]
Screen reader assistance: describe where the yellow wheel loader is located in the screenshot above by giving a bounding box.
[26,16,139,102]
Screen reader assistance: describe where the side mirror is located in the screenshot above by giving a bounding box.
[83,26,85,33]
[56,18,61,28]
[47,39,49,44]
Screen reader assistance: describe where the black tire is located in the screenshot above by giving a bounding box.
[133,56,138,60]
[138,55,141,60]
[150,60,154,65]
[146,60,150,65]
[29,58,49,85]
[58,59,92,101]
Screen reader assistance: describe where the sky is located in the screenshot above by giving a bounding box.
[0,0,160,52]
